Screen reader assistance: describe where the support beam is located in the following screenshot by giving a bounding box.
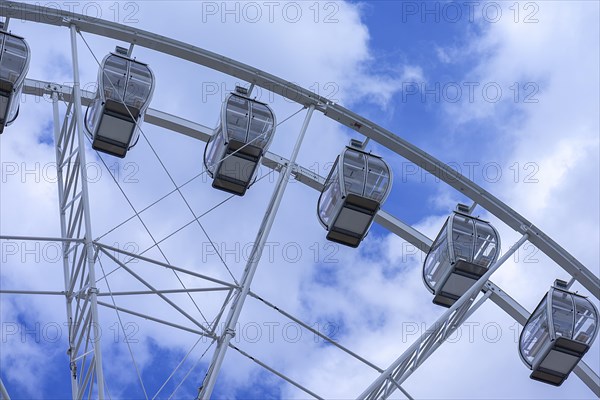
[374,211,431,252]
[96,287,229,297]
[0,290,65,295]
[95,242,236,289]
[52,77,82,400]
[0,235,85,243]
[358,234,530,400]
[95,300,212,338]
[69,24,105,398]
[198,106,316,398]
[96,246,213,336]
[574,362,600,398]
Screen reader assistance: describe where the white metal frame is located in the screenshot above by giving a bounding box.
[0,2,598,399]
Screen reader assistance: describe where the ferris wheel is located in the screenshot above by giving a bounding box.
[0,1,599,399]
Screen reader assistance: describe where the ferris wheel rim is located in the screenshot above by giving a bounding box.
[1,1,599,398]
[1,0,595,299]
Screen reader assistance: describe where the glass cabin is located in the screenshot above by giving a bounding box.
[85,49,154,158]
[0,30,30,134]
[203,87,276,196]
[423,209,500,307]
[317,145,392,248]
[519,280,598,386]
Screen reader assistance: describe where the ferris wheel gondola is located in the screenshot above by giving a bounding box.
[519,280,599,386]
[204,86,276,196]
[317,142,393,248]
[84,47,155,158]
[423,206,501,308]
[0,28,30,134]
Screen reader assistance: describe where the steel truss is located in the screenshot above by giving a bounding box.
[357,234,529,399]
[48,32,106,396]
[0,2,598,399]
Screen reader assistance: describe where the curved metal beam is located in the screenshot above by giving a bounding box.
[3,1,596,298]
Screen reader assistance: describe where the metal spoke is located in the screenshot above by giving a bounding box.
[85,140,212,328]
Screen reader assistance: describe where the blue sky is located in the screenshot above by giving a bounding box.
[1,1,599,399]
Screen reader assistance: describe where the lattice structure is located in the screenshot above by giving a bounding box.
[52,83,105,396]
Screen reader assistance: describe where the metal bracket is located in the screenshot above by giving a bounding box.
[455,203,475,214]
[225,328,236,339]
[554,279,568,289]
[115,45,128,56]
[235,85,249,96]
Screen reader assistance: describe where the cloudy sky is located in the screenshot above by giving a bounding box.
[1,1,599,399]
